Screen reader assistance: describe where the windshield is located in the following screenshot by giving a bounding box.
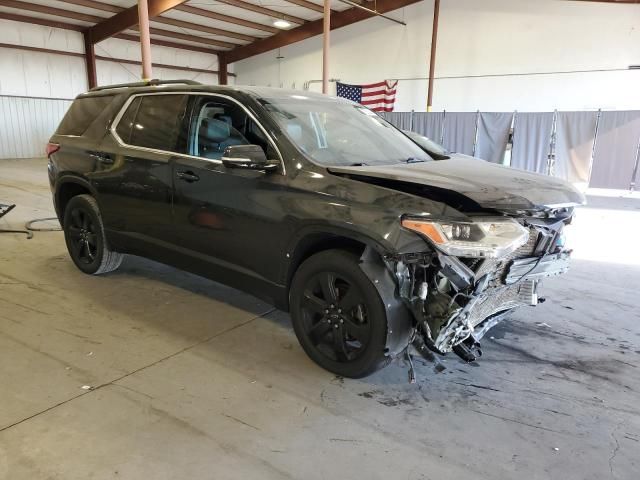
[403,130,449,158]
[259,95,432,166]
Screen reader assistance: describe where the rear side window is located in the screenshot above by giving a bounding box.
[115,94,188,152]
[56,95,114,136]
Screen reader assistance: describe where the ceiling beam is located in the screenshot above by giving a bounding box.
[175,4,279,34]
[210,0,306,26]
[2,0,238,48]
[0,12,221,55]
[57,0,121,14]
[149,16,257,42]
[282,0,327,13]
[59,0,272,39]
[0,11,85,31]
[1,0,104,24]
[88,0,189,44]
[226,0,420,63]
[116,33,221,54]
[145,26,236,48]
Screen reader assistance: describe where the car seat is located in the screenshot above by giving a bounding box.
[199,118,244,159]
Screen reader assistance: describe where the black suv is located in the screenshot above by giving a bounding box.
[48,80,584,378]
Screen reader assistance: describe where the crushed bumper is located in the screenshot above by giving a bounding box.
[392,221,573,360]
[504,252,571,284]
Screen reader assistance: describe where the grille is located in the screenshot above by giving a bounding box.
[467,283,529,327]
[466,228,541,327]
[474,227,540,285]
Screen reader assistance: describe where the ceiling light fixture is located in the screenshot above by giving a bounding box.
[273,19,292,29]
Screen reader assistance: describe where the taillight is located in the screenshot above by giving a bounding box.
[46,143,60,157]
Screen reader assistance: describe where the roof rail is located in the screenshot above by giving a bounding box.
[89,79,202,92]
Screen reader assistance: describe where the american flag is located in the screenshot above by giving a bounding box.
[336,80,398,112]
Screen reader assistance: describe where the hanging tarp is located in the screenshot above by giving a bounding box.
[475,112,514,164]
[510,112,554,174]
[441,112,477,155]
[412,112,444,143]
[381,112,412,131]
[554,111,598,183]
[589,111,640,189]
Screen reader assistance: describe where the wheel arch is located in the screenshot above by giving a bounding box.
[285,229,414,361]
[55,176,97,222]
[284,226,389,295]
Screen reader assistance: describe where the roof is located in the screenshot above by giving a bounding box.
[81,80,343,102]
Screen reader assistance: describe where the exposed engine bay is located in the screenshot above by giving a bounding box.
[383,209,573,368]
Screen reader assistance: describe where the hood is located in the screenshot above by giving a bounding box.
[328,155,586,211]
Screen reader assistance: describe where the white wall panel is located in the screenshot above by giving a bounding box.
[94,37,219,88]
[0,18,84,54]
[0,20,223,159]
[0,96,71,159]
[233,0,640,112]
[0,19,222,101]
[0,46,86,99]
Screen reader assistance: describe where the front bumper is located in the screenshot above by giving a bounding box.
[436,248,572,351]
[504,251,571,284]
[393,219,574,358]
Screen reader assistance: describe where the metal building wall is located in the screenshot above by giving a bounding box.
[0,96,71,159]
[0,19,221,160]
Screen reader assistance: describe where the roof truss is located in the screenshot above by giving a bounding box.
[4,0,631,67]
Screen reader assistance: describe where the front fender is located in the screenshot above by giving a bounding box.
[360,247,414,359]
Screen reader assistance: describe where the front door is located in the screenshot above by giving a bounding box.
[170,94,289,297]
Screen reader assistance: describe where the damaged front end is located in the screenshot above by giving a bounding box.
[386,210,574,363]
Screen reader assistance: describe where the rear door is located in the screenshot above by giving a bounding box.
[96,93,189,252]
[170,94,288,291]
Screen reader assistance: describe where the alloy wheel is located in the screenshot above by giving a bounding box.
[299,272,372,362]
[67,207,98,264]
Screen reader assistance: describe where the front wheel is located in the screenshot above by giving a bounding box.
[289,249,390,378]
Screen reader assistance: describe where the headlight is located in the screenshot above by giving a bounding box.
[401,217,529,258]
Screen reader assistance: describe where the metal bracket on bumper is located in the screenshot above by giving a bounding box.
[504,251,571,284]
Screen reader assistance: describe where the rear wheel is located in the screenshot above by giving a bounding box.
[63,194,123,275]
[290,249,390,378]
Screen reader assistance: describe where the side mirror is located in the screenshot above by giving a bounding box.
[221,145,278,171]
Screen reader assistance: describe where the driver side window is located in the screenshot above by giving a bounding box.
[188,97,275,161]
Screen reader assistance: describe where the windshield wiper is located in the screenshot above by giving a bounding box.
[405,157,426,163]
[348,162,368,166]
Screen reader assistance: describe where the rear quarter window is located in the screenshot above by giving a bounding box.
[56,95,114,136]
[115,94,188,152]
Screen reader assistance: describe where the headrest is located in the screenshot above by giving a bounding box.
[286,122,302,141]
[215,114,232,126]
[201,118,230,143]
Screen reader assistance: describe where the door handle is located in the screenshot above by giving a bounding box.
[88,151,113,164]
[176,170,200,182]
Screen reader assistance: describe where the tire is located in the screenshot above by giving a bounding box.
[289,249,390,378]
[62,194,123,275]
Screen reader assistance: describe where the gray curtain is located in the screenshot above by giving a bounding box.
[441,112,477,155]
[511,112,554,174]
[476,112,513,164]
[554,111,598,183]
[381,112,413,131]
[589,111,640,189]
[412,112,444,143]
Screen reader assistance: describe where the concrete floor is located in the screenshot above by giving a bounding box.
[1,158,639,480]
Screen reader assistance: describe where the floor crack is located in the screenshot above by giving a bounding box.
[608,421,623,479]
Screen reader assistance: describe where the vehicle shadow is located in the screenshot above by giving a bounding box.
[75,249,640,396]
